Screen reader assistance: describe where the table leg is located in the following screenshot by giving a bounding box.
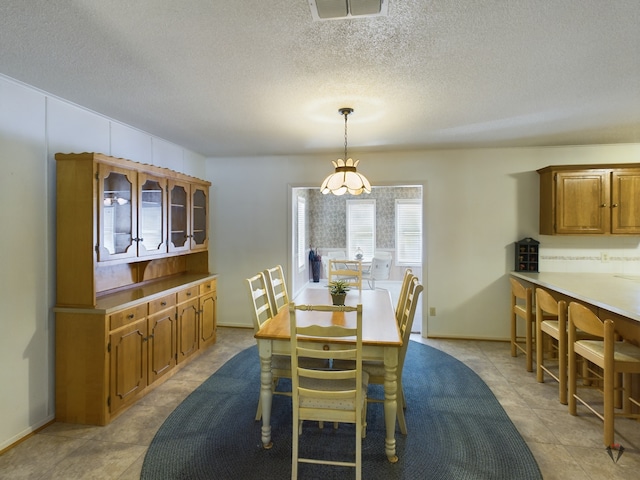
[383,346,399,463]
[257,340,273,449]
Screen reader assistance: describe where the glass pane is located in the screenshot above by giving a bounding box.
[192,188,207,245]
[171,185,188,248]
[103,172,133,255]
[140,179,164,253]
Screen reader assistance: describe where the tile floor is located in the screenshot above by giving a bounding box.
[1,315,639,478]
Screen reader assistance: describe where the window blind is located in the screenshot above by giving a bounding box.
[347,199,375,260]
[396,199,422,265]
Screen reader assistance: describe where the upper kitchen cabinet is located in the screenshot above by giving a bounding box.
[538,164,640,235]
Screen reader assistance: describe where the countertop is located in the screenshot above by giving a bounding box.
[510,271,640,322]
[55,273,219,314]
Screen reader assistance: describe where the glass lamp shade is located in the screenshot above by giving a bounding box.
[320,158,372,196]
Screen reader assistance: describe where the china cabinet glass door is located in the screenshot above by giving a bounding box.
[138,174,167,257]
[169,180,190,253]
[98,165,136,261]
[191,186,208,251]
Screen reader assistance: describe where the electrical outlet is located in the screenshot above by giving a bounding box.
[429,307,436,316]
[601,252,609,262]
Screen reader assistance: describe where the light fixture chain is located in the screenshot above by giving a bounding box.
[344,111,348,160]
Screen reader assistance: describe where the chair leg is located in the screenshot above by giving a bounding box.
[526,319,534,372]
[568,350,577,415]
[510,313,517,357]
[604,360,615,446]
[558,331,568,405]
[623,372,633,414]
[255,395,262,421]
[536,326,544,383]
[292,420,300,479]
[397,388,407,435]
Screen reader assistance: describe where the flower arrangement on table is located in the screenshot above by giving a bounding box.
[328,279,350,305]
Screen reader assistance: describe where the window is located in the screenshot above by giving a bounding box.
[396,199,422,265]
[297,197,306,269]
[347,200,375,261]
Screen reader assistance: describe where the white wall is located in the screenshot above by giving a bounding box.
[0,75,205,451]
[207,145,640,340]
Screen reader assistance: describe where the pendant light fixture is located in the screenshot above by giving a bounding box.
[320,107,371,196]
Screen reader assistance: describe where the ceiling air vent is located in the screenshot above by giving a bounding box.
[309,0,388,21]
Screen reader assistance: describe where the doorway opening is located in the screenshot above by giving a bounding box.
[289,184,424,333]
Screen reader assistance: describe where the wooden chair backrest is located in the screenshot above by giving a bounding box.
[245,272,274,334]
[264,264,289,314]
[328,259,363,290]
[535,288,566,326]
[568,302,609,340]
[323,251,346,277]
[396,268,414,323]
[289,303,363,409]
[398,277,423,366]
[510,277,532,320]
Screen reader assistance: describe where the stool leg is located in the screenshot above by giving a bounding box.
[536,325,544,383]
[604,353,614,446]
[558,326,568,405]
[526,316,533,372]
[568,348,577,415]
[511,311,517,357]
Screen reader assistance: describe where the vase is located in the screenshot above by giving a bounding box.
[311,260,321,282]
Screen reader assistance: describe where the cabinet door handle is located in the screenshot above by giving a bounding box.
[601,203,608,207]
[612,203,618,207]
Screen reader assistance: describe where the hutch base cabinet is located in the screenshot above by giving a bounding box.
[54,153,217,425]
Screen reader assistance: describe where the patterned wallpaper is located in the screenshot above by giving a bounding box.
[306,186,422,250]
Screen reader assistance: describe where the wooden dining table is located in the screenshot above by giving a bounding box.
[254,286,403,463]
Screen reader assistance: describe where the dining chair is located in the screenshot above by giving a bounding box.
[328,259,363,290]
[395,268,414,324]
[362,276,423,434]
[535,288,568,403]
[568,301,640,446]
[289,302,368,480]
[245,272,291,420]
[363,253,392,289]
[510,277,535,372]
[264,264,290,314]
[322,250,347,278]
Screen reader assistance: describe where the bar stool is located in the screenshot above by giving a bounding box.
[535,288,568,403]
[510,277,535,372]
[568,302,640,446]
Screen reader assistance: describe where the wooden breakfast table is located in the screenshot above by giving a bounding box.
[254,286,403,462]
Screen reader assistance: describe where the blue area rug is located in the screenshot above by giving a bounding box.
[141,341,542,479]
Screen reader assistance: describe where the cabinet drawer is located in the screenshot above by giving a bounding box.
[148,294,176,315]
[199,279,217,295]
[177,286,199,304]
[110,304,147,331]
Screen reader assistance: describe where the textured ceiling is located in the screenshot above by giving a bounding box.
[1,0,639,157]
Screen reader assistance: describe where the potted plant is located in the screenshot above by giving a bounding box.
[328,279,350,305]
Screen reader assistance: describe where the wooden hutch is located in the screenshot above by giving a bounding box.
[54,152,217,425]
